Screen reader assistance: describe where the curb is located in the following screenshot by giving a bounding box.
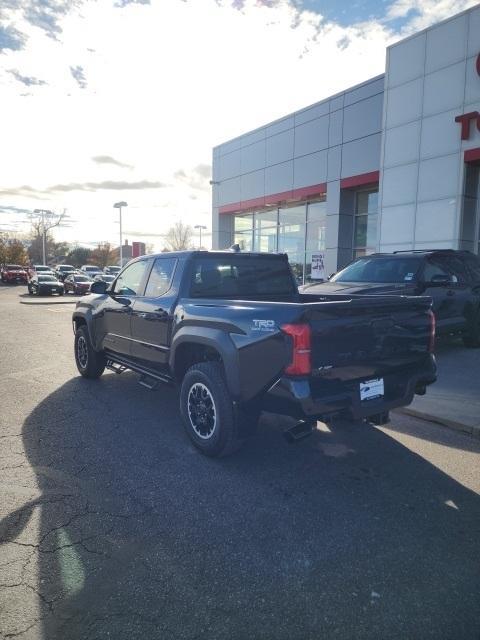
[20,298,79,306]
[395,407,480,439]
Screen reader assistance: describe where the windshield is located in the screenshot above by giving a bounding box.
[85,266,100,271]
[332,256,423,284]
[59,265,74,271]
[38,275,57,282]
[75,276,91,282]
[6,265,23,270]
[35,266,51,272]
[107,266,120,272]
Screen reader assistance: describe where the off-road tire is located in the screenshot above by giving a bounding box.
[180,362,245,457]
[74,325,105,379]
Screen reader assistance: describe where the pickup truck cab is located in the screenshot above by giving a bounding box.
[72,251,436,457]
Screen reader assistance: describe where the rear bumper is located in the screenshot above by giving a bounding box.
[263,355,437,422]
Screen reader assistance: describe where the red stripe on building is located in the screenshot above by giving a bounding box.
[340,171,380,189]
[464,147,480,164]
[219,182,327,215]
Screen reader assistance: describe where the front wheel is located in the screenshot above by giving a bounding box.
[74,325,105,379]
[180,362,244,457]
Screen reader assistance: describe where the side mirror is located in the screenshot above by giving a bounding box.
[429,274,456,286]
[90,280,107,294]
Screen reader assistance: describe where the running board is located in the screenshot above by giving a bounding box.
[105,353,173,386]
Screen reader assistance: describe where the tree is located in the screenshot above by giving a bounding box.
[90,242,116,268]
[67,246,92,268]
[6,239,28,265]
[164,222,193,252]
[27,209,69,264]
[0,234,9,266]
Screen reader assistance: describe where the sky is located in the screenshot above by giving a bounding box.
[0,0,478,252]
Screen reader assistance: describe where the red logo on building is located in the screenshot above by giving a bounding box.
[454,54,480,140]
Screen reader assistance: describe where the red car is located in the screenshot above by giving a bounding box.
[1,264,28,284]
[63,274,93,295]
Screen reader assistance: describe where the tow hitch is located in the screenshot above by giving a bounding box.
[283,420,316,443]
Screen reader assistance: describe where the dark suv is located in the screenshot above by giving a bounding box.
[302,250,480,347]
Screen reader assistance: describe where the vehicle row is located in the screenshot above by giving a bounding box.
[27,271,116,296]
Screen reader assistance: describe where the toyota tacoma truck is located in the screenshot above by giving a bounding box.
[72,251,437,457]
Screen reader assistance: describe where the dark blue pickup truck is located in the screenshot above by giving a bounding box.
[72,251,436,457]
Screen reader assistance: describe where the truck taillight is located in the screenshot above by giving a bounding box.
[428,309,436,353]
[281,323,311,376]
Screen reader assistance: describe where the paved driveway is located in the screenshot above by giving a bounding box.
[1,285,480,640]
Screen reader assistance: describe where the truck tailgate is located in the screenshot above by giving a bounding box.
[300,294,433,381]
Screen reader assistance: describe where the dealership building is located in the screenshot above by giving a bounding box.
[211,4,480,282]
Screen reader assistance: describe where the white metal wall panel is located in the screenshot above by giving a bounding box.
[265,161,293,195]
[425,13,467,74]
[383,121,421,167]
[341,133,381,178]
[380,204,416,245]
[240,169,264,201]
[294,116,329,157]
[240,140,265,174]
[266,129,294,166]
[293,150,327,189]
[387,34,426,88]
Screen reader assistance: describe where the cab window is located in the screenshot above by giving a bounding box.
[145,258,176,297]
[113,260,149,296]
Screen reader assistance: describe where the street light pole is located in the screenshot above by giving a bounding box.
[113,202,128,266]
[194,224,207,249]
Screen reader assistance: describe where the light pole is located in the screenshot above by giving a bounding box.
[194,224,207,249]
[113,202,128,266]
[33,209,52,265]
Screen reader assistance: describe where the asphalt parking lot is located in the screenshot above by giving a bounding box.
[1,283,480,640]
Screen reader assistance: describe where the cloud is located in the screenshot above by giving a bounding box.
[0,24,26,52]
[0,180,168,198]
[175,164,212,191]
[70,65,87,89]
[8,69,46,86]
[114,0,151,6]
[91,155,134,169]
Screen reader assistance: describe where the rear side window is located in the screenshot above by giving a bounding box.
[462,253,480,281]
[442,255,469,283]
[145,258,176,297]
[190,255,295,298]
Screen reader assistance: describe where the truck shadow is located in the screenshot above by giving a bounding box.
[10,373,480,639]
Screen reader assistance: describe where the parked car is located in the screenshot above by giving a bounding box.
[103,265,121,275]
[27,265,55,279]
[28,274,64,296]
[55,265,77,282]
[1,264,28,284]
[64,274,93,295]
[93,274,116,285]
[301,250,480,348]
[72,251,436,457]
[80,265,103,278]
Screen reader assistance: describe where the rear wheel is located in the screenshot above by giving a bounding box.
[74,325,105,379]
[180,362,245,457]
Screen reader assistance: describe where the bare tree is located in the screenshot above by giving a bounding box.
[164,222,193,252]
[27,209,69,264]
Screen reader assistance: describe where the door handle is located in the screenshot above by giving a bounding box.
[137,312,147,318]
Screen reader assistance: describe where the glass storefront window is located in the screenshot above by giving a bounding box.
[234,214,253,232]
[306,201,326,253]
[353,189,378,256]
[254,209,278,253]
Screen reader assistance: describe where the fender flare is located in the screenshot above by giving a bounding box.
[72,310,99,350]
[170,327,241,398]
